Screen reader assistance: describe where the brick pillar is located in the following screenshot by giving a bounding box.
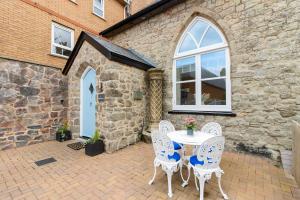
[148,68,164,130]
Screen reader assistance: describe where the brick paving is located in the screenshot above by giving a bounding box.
[0,141,299,200]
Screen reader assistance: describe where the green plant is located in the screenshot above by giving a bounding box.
[57,122,69,137]
[87,129,101,144]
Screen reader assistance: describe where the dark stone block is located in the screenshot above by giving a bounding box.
[27,125,42,129]
[9,73,27,85]
[20,87,40,96]
[106,89,122,97]
[14,98,28,107]
[27,130,39,135]
[16,135,31,141]
[16,141,28,147]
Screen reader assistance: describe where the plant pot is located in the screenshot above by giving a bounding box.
[187,128,194,136]
[56,130,72,142]
[85,140,105,156]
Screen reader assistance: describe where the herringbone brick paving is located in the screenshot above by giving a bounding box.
[0,141,299,200]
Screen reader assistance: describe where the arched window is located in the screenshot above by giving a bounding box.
[173,17,231,112]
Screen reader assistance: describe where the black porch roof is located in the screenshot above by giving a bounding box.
[62,32,155,75]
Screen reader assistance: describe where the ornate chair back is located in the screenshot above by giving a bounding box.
[195,136,225,170]
[201,122,222,136]
[159,120,175,135]
[151,130,175,162]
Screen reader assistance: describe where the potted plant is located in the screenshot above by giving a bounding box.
[85,130,105,156]
[56,122,72,142]
[184,117,196,136]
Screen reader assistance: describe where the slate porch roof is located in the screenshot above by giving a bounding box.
[62,32,155,75]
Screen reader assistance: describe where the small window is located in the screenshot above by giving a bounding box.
[93,0,104,18]
[124,4,131,18]
[51,22,74,58]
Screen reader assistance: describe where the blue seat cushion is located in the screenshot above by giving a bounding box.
[168,152,181,162]
[190,155,205,166]
[173,142,182,150]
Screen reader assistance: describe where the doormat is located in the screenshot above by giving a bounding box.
[35,157,57,166]
[67,142,85,150]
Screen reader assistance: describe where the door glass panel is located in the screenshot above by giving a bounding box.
[176,57,195,81]
[176,82,196,105]
[179,34,197,53]
[200,27,223,47]
[54,26,71,48]
[189,21,208,44]
[201,78,226,105]
[201,50,226,78]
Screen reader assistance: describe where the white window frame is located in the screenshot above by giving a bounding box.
[51,22,74,58]
[172,17,231,112]
[93,0,105,18]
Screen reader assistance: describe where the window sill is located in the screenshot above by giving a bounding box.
[168,110,237,117]
[69,0,78,5]
[49,53,69,60]
[92,12,105,21]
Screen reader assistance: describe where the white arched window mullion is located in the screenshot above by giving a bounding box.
[187,32,199,49]
[173,17,231,112]
[198,25,210,47]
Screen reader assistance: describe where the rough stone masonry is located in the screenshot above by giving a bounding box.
[108,0,300,160]
[0,58,67,150]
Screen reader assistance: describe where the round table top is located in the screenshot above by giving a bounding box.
[167,130,214,146]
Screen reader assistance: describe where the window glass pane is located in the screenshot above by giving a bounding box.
[201,50,226,78]
[201,78,226,105]
[200,26,223,47]
[189,21,208,44]
[94,7,103,16]
[94,0,103,8]
[176,57,195,81]
[63,49,71,57]
[176,82,196,105]
[54,46,63,55]
[54,26,71,48]
[179,34,197,53]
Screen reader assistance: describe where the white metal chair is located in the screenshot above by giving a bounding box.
[201,122,222,136]
[149,129,185,198]
[188,136,228,200]
[159,120,182,151]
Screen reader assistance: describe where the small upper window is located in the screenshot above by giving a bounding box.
[51,22,74,58]
[93,0,104,18]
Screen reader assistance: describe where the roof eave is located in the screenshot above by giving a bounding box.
[100,0,185,37]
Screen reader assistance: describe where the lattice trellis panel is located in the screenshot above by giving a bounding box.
[148,69,164,124]
[150,79,162,123]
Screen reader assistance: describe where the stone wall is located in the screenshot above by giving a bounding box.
[67,41,148,153]
[0,58,68,150]
[109,0,300,160]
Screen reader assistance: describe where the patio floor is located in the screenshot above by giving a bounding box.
[0,141,299,200]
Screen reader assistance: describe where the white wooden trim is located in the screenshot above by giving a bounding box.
[51,22,74,58]
[80,66,96,137]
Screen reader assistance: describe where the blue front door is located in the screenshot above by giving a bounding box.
[81,68,96,138]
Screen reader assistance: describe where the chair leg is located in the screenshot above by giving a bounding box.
[216,172,228,200]
[180,162,191,187]
[167,171,173,198]
[148,161,157,185]
[194,175,199,191]
[198,175,206,200]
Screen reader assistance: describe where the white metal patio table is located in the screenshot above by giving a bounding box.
[167,130,215,187]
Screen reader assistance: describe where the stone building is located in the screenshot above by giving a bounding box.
[0,0,299,163]
[84,0,299,160]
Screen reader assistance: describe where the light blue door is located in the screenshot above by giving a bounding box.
[81,68,96,138]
